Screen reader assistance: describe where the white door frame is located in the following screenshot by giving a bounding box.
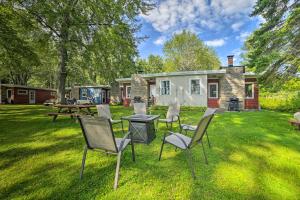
[29,90,36,104]
[6,89,12,103]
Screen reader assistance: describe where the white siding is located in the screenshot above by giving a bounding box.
[155,75,208,106]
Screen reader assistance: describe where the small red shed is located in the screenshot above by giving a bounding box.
[0,84,56,104]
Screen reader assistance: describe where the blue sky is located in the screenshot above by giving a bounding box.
[136,0,265,66]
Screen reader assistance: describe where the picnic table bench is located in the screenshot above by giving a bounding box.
[289,119,300,130]
[48,104,95,122]
[48,112,79,122]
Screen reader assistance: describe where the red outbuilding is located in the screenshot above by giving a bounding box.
[0,84,56,104]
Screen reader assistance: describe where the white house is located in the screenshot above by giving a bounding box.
[114,56,259,110]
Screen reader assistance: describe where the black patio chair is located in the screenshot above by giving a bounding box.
[78,115,135,190]
[158,113,215,179]
[180,108,218,148]
[157,102,181,131]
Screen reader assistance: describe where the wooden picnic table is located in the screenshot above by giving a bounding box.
[48,104,95,122]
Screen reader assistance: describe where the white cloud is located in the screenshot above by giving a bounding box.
[236,31,251,42]
[231,22,244,31]
[211,0,255,15]
[205,39,226,47]
[154,36,167,45]
[142,0,256,35]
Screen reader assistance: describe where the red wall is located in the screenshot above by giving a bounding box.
[207,79,219,108]
[35,89,56,104]
[244,78,259,109]
[13,88,29,104]
[12,87,56,104]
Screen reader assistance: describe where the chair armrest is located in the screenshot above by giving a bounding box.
[118,131,131,151]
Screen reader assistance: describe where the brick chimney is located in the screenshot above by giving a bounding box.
[227,55,234,67]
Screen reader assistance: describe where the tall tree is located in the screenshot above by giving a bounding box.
[137,54,164,73]
[163,30,220,72]
[244,0,300,91]
[0,4,40,85]
[11,0,152,103]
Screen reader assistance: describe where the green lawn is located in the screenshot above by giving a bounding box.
[0,105,299,200]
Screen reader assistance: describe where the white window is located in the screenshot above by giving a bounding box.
[190,79,201,95]
[51,91,56,96]
[17,89,28,95]
[126,86,131,98]
[245,83,254,99]
[208,83,218,98]
[160,80,170,95]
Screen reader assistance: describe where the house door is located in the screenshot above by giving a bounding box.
[29,90,36,104]
[7,89,12,103]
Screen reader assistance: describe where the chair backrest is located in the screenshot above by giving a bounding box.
[166,101,180,121]
[203,108,218,117]
[133,103,147,115]
[189,114,214,148]
[78,115,118,153]
[96,104,112,120]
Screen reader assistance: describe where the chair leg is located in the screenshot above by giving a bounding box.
[158,139,165,161]
[206,131,211,148]
[121,120,125,134]
[80,145,88,179]
[131,141,135,162]
[201,141,208,164]
[170,122,173,131]
[186,149,196,179]
[114,152,122,190]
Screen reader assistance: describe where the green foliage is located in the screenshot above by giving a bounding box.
[0,105,299,199]
[1,1,153,102]
[260,91,300,112]
[150,105,207,112]
[163,30,220,72]
[244,0,300,91]
[136,54,164,73]
[0,4,40,85]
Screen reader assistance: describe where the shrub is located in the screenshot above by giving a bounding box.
[260,91,300,112]
[150,105,206,112]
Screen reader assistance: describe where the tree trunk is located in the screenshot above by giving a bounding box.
[57,12,70,104]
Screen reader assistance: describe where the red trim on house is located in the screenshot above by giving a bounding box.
[122,83,131,107]
[244,78,259,109]
[207,79,219,108]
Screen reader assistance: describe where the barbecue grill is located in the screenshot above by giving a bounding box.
[133,96,143,103]
[227,97,240,111]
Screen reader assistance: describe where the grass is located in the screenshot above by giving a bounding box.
[0,105,299,200]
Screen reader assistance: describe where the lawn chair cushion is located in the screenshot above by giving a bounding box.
[165,133,191,149]
[115,138,131,151]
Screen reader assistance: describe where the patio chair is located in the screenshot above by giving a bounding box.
[96,104,124,134]
[157,102,181,131]
[180,108,218,148]
[133,102,147,115]
[78,115,135,190]
[158,113,215,179]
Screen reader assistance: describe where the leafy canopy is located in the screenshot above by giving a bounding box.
[163,30,220,72]
[243,0,300,91]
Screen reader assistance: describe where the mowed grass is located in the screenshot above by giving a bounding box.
[0,105,299,200]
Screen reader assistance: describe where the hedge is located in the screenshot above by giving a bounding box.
[260,91,300,112]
